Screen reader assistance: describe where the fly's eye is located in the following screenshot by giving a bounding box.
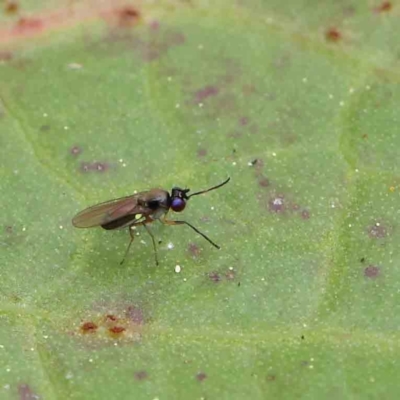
[171,197,186,212]
[147,200,160,210]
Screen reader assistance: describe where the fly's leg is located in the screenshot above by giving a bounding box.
[142,223,159,266]
[120,225,136,265]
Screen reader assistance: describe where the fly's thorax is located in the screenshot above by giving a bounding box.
[141,189,171,220]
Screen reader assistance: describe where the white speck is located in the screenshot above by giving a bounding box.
[22,227,26,232]
[43,113,48,117]
[247,161,253,166]
[89,359,93,363]
[348,224,352,228]
[273,197,283,206]
[355,169,359,172]
[272,152,276,157]
[376,222,380,227]
[232,161,237,166]
[59,225,63,230]
[303,323,308,328]
[64,126,69,130]
[3,384,10,390]
[349,87,355,94]
[175,103,180,108]
[198,44,204,50]
[167,76,172,82]
[68,63,82,69]
[302,77,308,83]
[211,206,215,210]
[6,368,10,372]
[122,163,127,167]
[261,277,265,281]
[43,335,48,339]
[119,159,124,163]
[329,94,334,99]
[339,101,345,107]
[366,85,371,90]
[198,103,204,107]
[31,348,35,351]
[65,372,74,380]
[167,242,174,250]
[0,345,4,349]
[175,265,181,273]
[229,267,233,271]
[140,240,146,245]
[183,278,187,282]
[133,190,138,194]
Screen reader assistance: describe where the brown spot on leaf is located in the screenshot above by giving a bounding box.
[0,51,13,61]
[4,1,19,15]
[258,176,270,188]
[196,372,207,382]
[14,18,43,34]
[269,195,285,213]
[367,222,387,239]
[80,161,109,173]
[325,28,341,42]
[197,148,207,158]
[301,210,310,220]
[126,305,144,325]
[134,370,148,381]
[105,314,118,322]
[364,265,380,279]
[4,225,13,234]
[81,321,98,333]
[225,269,235,280]
[116,6,140,27]
[188,242,201,257]
[208,271,221,283]
[194,85,219,103]
[70,145,82,156]
[374,1,392,12]
[266,375,276,382]
[239,116,249,126]
[109,326,126,335]
[18,384,38,400]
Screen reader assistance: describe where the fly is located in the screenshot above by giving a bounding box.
[72,177,230,265]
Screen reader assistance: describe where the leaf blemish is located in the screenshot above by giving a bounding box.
[374,1,392,13]
[80,321,98,333]
[70,145,82,156]
[4,1,19,15]
[108,326,126,336]
[301,210,311,220]
[196,372,207,382]
[208,271,221,283]
[188,242,201,257]
[80,161,109,173]
[269,195,286,213]
[325,28,341,42]
[134,370,148,381]
[125,305,144,325]
[115,6,141,27]
[194,85,219,104]
[18,383,39,400]
[14,17,43,35]
[197,148,207,158]
[364,265,381,279]
[367,222,387,239]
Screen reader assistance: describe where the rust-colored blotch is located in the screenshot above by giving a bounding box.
[325,28,341,42]
[81,321,98,333]
[109,326,126,334]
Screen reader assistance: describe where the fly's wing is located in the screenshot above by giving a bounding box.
[72,193,148,228]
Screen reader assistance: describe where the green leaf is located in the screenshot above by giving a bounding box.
[1,1,399,399]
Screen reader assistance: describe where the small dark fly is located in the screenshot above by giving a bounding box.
[72,177,230,265]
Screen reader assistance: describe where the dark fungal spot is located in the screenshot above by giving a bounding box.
[105,314,118,322]
[109,326,126,335]
[367,222,387,239]
[70,145,82,156]
[126,305,144,325]
[116,6,140,27]
[258,176,270,188]
[196,372,207,382]
[208,271,221,283]
[301,210,310,220]
[325,27,341,42]
[374,1,392,12]
[364,265,380,279]
[194,85,219,103]
[18,383,39,400]
[80,322,97,333]
[188,242,201,257]
[4,1,19,15]
[134,370,148,381]
[269,195,285,213]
